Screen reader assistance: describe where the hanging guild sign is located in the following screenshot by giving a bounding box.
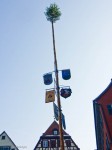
[60,88,72,98]
[45,90,55,103]
[43,73,53,85]
[62,69,71,80]
[62,113,66,130]
[53,103,59,121]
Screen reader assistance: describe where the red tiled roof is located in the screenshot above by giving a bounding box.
[43,121,68,135]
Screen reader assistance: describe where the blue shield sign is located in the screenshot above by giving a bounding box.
[43,73,53,85]
[62,69,71,80]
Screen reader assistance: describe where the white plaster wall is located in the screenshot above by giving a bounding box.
[0,132,18,150]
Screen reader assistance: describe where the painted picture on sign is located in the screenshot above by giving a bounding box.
[60,88,72,98]
[45,90,55,103]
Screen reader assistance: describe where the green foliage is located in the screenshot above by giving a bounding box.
[45,3,61,23]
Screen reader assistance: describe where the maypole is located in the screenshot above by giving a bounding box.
[43,3,72,150]
[45,4,64,150]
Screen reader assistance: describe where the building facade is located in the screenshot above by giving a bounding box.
[0,131,19,150]
[34,121,80,150]
[93,80,112,150]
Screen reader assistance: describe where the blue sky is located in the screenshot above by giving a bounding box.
[0,0,112,150]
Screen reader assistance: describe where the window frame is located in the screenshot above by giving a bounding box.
[107,104,112,115]
[52,129,58,135]
[106,136,110,150]
[1,136,5,140]
[0,146,10,150]
[42,140,49,148]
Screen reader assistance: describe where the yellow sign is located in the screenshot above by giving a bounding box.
[45,90,55,103]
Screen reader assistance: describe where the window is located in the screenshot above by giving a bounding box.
[50,140,56,148]
[107,105,112,115]
[1,136,5,140]
[106,136,110,150]
[53,129,58,135]
[66,140,71,147]
[42,140,49,148]
[0,147,10,150]
[53,130,58,135]
[57,140,60,147]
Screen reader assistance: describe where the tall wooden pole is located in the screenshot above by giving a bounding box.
[51,21,64,150]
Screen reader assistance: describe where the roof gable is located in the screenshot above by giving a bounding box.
[43,121,68,135]
[0,131,19,150]
[34,121,80,150]
[93,80,112,102]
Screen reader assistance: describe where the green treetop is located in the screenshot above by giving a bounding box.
[45,3,61,23]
